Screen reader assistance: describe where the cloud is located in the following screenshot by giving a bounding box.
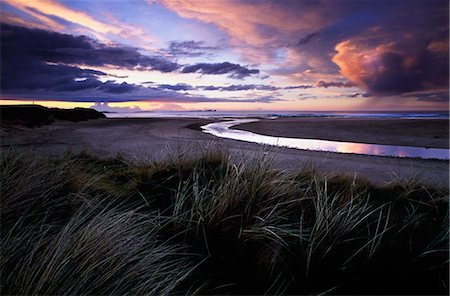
[1,56,107,92]
[159,0,328,54]
[167,40,218,57]
[181,62,259,79]
[297,32,319,46]
[0,24,216,103]
[2,0,162,62]
[283,85,314,90]
[155,82,352,92]
[0,11,50,30]
[1,23,180,73]
[413,92,449,102]
[0,24,283,104]
[349,93,370,98]
[0,23,178,101]
[283,81,353,90]
[315,80,354,88]
[3,0,120,34]
[157,0,351,68]
[2,23,262,81]
[332,40,448,95]
[198,84,277,91]
[252,96,283,103]
[156,83,194,91]
[160,0,449,96]
[91,102,142,113]
[155,83,276,92]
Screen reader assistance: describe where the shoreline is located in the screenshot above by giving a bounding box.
[1,117,449,188]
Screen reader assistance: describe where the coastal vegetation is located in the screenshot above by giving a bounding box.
[0,105,105,128]
[1,149,448,295]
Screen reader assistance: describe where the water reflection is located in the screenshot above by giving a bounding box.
[201,119,449,160]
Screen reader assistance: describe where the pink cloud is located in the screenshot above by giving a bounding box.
[3,0,158,50]
[158,0,328,63]
[4,0,118,33]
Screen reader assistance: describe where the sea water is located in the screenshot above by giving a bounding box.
[105,110,449,120]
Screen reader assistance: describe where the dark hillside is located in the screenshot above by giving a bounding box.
[0,105,105,128]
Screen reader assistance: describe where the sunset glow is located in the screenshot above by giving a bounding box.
[1,0,448,111]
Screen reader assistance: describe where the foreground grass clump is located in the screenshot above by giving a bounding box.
[1,150,448,295]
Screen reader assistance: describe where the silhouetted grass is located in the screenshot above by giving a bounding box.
[1,150,448,295]
[0,105,105,128]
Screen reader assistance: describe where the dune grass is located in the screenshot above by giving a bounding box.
[1,149,448,295]
[0,105,105,128]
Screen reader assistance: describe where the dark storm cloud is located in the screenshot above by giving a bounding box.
[260,0,449,97]
[0,23,156,98]
[198,84,278,91]
[282,81,354,90]
[364,52,425,93]
[252,96,283,103]
[333,37,449,95]
[326,1,449,96]
[414,92,449,102]
[157,83,194,91]
[283,85,314,90]
[155,81,354,92]
[155,83,276,92]
[52,79,142,94]
[297,32,319,46]
[1,58,106,92]
[167,40,218,57]
[315,80,354,88]
[349,92,370,98]
[1,23,272,103]
[0,23,180,72]
[159,0,448,100]
[182,62,259,79]
[221,84,277,91]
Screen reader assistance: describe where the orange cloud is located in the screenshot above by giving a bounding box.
[3,0,159,54]
[332,40,429,94]
[332,41,367,88]
[4,0,121,34]
[427,40,449,53]
[0,11,50,30]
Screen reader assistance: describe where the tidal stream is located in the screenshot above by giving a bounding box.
[201,119,449,160]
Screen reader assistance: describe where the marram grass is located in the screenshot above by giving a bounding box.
[1,150,448,295]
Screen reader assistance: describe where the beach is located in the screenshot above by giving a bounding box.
[234,117,449,148]
[1,117,448,188]
[2,1,448,293]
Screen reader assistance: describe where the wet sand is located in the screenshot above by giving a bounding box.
[1,117,448,188]
[234,117,449,149]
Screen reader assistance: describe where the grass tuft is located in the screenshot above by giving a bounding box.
[1,150,448,294]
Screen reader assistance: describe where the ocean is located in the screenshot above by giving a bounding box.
[104,110,449,119]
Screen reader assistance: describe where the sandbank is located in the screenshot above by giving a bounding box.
[234,117,449,149]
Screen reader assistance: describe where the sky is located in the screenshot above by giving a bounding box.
[0,0,448,111]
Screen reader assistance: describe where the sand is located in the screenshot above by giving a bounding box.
[234,117,449,149]
[1,117,448,188]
